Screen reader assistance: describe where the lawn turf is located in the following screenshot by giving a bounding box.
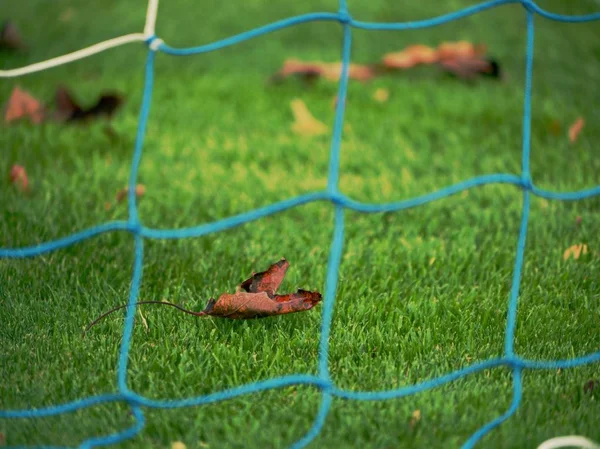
[1,0,600,448]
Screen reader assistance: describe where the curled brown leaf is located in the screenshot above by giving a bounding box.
[568,117,584,143]
[9,164,29,192]
[4,86,45,124]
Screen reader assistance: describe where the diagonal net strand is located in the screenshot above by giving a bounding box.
[1,0,600,448]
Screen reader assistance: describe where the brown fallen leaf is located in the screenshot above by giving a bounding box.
[373,88,389,103]
[437,41,486,61]
[9,164,29,192]
[116,184,146,203]
[568,117,584,143]
[4,86,45,124]
[438,57,500,81]
[171,442,186,449]
[0,430,5,447]
[382,44,438,69]
[563,243,589,261]
[0,21,26,51]
[84,259,322,334]
[271,58,376,83]
[290,98,328,136]
[55,86,124,123]
[240,258,289,295]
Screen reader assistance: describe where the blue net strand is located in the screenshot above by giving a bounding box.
[2,0,600,447]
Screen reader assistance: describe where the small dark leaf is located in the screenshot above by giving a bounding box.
[55,86,124,123]
[0,21,26,51]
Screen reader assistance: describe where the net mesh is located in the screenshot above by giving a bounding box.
[1,1,600,448]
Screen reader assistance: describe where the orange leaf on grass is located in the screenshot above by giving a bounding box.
[201,258,321,319]
[563,243,589,261]
[9,164,29,192]
[568,117,584,143]
[436,41,486,61]
[382,44,438,69]
[4,86,45,124]
[85,259,322,333]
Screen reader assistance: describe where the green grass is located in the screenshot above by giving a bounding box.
[1,0,599,447]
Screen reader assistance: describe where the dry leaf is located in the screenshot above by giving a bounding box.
[4,86,45,124]
[290,99,328,136]
[382,40,500,81]
[84,258,322,333]
[202,258,321,319]
[563,243,589,261]
[383,45,438,69]
[438,57,500,81]
[272,59,375,83]
[568,117,584,143]
[9,164,29,192]
[409,409,422,429]
[116,184,146,203]
[0,430,5,447]
[0,21,26,50]
[171,442,187,449]
[55,86,124,122]
[437,41,486,61]
[373,88,389,103]
[240,258,289,296]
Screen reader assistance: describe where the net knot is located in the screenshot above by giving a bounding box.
[521,174,533,191]
[145,35,164,51]
[128,221,143,234]
[337,10,353,25]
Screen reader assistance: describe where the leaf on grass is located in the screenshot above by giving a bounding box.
[171,442,187,449]
[568,117,584,143]
[563,243,589,261]
[202,258,321,319]
[438,57,500,81]
[437,41,486,61]
[0,21,26,51]
[55,86,124,122]
[271,59,375,83]
[290,98,328,136]
[4,86,45,124]
[85,259,321,334]
[383,45,438,69]
[382,41,500,81]
[372,88,389,103]
[116,184,146,203]
[240,258,289,295]
[409,409,422,429]
[9,164,29,192]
